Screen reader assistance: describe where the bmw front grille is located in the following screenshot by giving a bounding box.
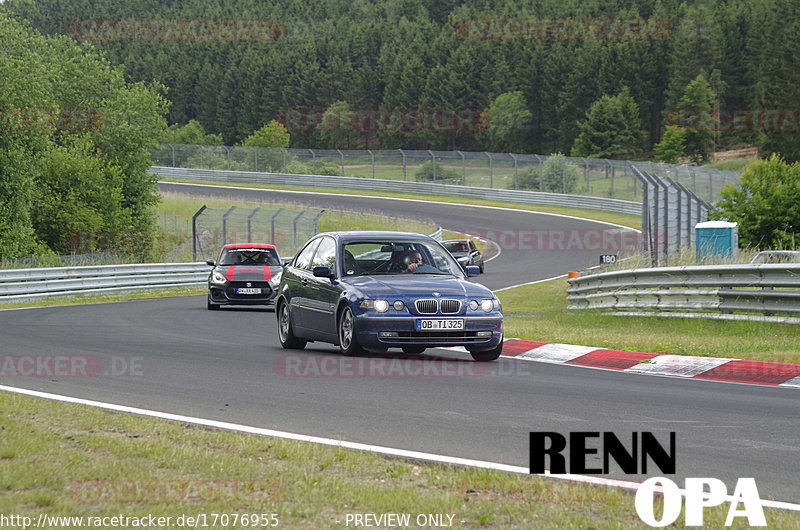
[414,299,461,314]
[415,299,438,314]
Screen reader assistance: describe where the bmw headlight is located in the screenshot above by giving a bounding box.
[469,300,479,311]
[360,299,390,312]
[480,299,494,312]
[211,270,228,285]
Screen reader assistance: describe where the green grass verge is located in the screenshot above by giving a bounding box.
[702,158,759,172]
[498,278,800,364]
[159,179,641,230]
[3,391,798,529]
[157,192,437,237]
[0,287,206,311]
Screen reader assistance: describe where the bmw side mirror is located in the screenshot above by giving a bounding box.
[206,260,215,266]
[465,265,481,277]
[313,266,334,278]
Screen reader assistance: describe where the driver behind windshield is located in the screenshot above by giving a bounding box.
[400,250,423,273]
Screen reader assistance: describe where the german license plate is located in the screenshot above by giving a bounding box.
[416,319,464,331]
[236,288,262,295]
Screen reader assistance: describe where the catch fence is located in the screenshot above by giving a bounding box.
[150,144,740,204]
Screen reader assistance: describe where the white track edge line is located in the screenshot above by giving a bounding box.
[2,384,797,512]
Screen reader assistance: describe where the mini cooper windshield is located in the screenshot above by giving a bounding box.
[341,240,464,276]
[218,248,280,266]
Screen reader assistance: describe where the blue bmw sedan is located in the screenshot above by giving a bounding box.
[275,231,504,361]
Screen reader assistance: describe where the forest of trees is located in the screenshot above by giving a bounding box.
[0,14,168,260]
[3,0,798,161]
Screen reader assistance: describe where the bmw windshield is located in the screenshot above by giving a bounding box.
[342,240,465,276]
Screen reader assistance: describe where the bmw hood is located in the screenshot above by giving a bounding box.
[343,275,491,298]
[221,265,280,282]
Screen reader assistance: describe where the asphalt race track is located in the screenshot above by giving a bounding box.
[1,183,797,504]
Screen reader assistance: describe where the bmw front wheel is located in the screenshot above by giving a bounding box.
[338,306,365,355]
[469,337,503,362]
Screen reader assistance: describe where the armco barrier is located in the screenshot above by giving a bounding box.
[149,166,642,216]
[567,264,800,323]
[0,263,209,303]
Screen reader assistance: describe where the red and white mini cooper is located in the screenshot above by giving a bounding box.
[206,243,283,310]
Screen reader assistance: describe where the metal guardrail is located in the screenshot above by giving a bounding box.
[567,264,800,323]
[150,166,642,216]
[0,263,209,303]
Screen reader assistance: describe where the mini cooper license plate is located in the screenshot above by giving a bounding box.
[236,287,262,295]
[416,319,464,331]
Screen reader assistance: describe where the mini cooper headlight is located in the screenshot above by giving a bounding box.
[211,270,228,284]
[268,271,282,287]
[480,299,494,312]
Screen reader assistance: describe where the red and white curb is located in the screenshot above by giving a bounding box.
[496,339,800,389]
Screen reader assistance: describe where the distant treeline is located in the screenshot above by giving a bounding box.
[4,0,799,160]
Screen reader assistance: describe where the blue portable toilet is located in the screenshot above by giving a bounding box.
[696,221,739,262]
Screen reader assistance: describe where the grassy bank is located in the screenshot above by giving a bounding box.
[2,391,797,529]
[158,179,641,230]
[498,278,800,364]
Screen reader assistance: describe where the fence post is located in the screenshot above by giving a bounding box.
[485,152,493,188]
[247,208,260,242]
[192,205,207,261]
[368,149,375,178]
[222,206,236,245]
[309,149,316,174]
[170,144,176,167]
[535,154,544,191]
[458,151,466,185]
[510,153,518,189]
[428,150,436,181]
[337,149,344,176]
[282,148,287,172]
[224,146,231,170]
[293,211,305,249]
[582,158,590,193]
[270,209,283,245]
[399,149,406,180]
[312,210,326,234]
